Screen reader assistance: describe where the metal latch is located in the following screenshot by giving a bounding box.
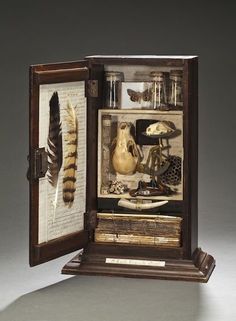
[27,148,48,181]
[87,80,98,98]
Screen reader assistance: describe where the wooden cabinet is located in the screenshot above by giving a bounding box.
[28,55,215,282]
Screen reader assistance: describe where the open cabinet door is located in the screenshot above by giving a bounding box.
[29,61,89,266]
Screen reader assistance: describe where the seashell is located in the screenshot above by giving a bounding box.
[108,180,128,195]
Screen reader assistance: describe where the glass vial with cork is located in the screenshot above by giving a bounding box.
[104,71,123,109]
[150,71,167,110]
[168,70,183,109]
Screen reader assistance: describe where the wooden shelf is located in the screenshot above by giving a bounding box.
[98,192,183,201]
[100,109,183,115]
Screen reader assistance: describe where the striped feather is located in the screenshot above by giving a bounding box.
[47,92,62,187]
[63,101,78,207]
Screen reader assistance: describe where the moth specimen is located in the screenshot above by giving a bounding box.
[127,89,152,103]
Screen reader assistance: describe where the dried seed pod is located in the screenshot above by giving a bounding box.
[160,156,181,185]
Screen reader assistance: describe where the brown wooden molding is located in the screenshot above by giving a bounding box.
[62,246,215,283]
[31,230,89,266]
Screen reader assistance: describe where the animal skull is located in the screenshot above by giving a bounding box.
[146,121,174,136]
[112,122,139,175]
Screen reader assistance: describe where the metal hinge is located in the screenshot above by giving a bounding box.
[27,148,48,181]
[87,80,98,98]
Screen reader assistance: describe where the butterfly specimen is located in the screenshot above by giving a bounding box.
[63,101,78,208]
[127,89,152,103]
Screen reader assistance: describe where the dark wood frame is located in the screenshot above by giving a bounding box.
[29,55,215,281]
[29,61,90,266]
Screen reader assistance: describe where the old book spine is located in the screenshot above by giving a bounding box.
[97,213,182,225]
[100,115,112,194]
[96,216,182,237]
[96,220,180,236]
[95,232,181,247]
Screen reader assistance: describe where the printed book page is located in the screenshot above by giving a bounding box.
[38,81,86,243]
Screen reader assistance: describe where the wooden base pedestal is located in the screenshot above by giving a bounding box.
[62,243,215,283]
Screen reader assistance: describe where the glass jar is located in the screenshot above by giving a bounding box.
[168,70,183,108]
[104,71,123,109]
[150,71,167,110]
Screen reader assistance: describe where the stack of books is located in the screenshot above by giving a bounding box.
[95,213,182,247]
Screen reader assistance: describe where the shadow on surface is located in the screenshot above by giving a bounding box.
[0,275,202,321]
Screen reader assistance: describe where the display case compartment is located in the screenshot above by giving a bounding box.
[103,64,184,110]
[98,109,183,201]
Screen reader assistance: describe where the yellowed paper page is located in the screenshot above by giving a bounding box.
[38,81,86,243]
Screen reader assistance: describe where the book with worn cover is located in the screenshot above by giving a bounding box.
[95,213,182,247]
